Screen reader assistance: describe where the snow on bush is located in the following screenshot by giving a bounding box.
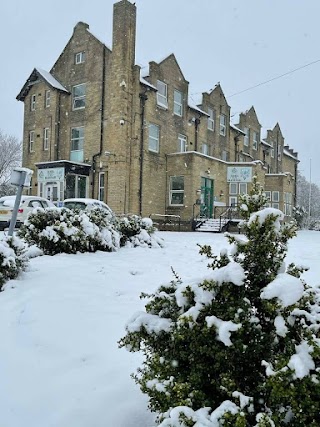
[120,177,320,426]
[117,215,163,248]
[0,235,28,290]
[18,207,120,255]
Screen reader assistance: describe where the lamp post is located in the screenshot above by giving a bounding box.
[8,167,33,236]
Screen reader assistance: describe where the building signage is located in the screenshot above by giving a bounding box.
[37,167,65,182]
[227,167,252,183]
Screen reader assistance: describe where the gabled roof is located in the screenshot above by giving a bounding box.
[157,53,187,82]
[188,99,210,116]
[245,106,261,126]
[206,83,229,107]
[16,67,69,101]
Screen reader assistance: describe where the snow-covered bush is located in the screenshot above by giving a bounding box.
[292,205,307,229]
[18,207,120,255]
[120,178,320,426]
[309,219,320,231]
[117,215,163,248]
[0,235,28,290]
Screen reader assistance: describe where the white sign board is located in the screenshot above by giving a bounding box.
[10,167,33,187]
[38,167,65,182]
[227,167,252,183]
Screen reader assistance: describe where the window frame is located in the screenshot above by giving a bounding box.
[207,107,214,131]
[148,123,160,153]
[30,94,36,111]
[98,172,105,201]
[239,183,247,195]
[169,176,184,206]
[229,182,237,195]
[70,126,85,162]
[177,134,187,152]
[75,51,86,64]
[202,143,209,155]
[72,83,86,110]
[156,80,168,108]
[272,191,279,202]
[244,127,249,146]
[219,114,226,136]
[278,144,282,161]
[229,196,237,207]
[45,90,51,108]
[252,131,258,150]
[29,131,35,152]
[173,89,183,116]
[43,127,50,151]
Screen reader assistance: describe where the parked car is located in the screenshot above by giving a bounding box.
[0,195,55,230]
[63,198,113,214]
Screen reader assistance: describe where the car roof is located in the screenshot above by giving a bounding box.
[0,195,48,201]
[63,198,104,204]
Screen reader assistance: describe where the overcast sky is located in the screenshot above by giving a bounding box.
[2,0,320,183]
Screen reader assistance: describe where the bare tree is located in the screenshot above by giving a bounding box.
[0,129,22,195]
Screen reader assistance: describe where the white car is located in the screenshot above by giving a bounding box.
[63,198,113,214]
[0,195,55,230]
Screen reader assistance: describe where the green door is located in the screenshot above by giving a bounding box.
[200,177,214,218]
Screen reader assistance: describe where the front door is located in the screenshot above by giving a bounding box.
[45,184,58,202]
[200,177,214,218]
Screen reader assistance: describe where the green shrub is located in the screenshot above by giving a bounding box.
[120,178,320,426]
[117,215,162,247]
[0,235,28,290]
[18,207,120,255]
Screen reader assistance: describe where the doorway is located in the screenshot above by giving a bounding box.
[200,177,214,218]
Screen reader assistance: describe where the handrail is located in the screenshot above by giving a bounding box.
[219,207,233,231]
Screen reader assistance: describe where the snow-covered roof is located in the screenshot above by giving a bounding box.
[35,160,91,168]
[261,140,273,148]
[17,68,69,101]
[230,124,245,135]
[188,101,209,116]
[36,68,69,93]
[283,148,299,161]
[140,76,157,91]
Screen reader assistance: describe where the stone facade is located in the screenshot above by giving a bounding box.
[17,0,299,228]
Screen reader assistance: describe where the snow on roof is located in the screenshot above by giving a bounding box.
[261,140,273,148]
[188,100,209,116]
[86,28,111,51]
[35,160,91,167]
[35,68,69,93]
[283,148,298,161]
[140,76,157,91]
[230,124,245,135]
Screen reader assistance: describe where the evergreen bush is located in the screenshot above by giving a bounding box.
[117,215,163,248]
[120,178,320,426]
[0,235,28,290]
[18,207,120,255]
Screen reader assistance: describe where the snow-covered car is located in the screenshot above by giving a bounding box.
[63,198,113,214]
[0,195,55,230]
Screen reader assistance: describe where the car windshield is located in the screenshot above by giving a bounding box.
[0,199,15,208]
[64,201,87,210]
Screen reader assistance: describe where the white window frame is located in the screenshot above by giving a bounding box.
[244,127,249,146]
[219,114,226,136]
[99,172,105,201]
[222,150,227,161]
[253,131,258,150]
[208,107,214,131]
[45,90,50,108]
[272,191,279,202]
[239,183,247,195]
[148,123,160,153]
[272,203,279,209]
[72,83,86,110]
[70,126,84,162]
[278,144,282,161]
[169,176,184,206]
[156,80,168,108]
[75,51,86,64]
[43,127,50,151]
[270,141,275,158]
[202,143,209,155]
[173,90,183,116]
[178,134,187,152]
[229,182,237,195]
[30,94,36,111]
[29,131,35,152]
[229,196,237,207]
[264,191,271,201]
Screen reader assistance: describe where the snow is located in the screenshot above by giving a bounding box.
[206,315,241,346]
[36,68,69,93]
[261,273,305,307]
[0,230,319,427]
[288,341,315,379]
[248,207,284,229]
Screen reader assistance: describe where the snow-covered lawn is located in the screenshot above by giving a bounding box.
[0,230,319,427]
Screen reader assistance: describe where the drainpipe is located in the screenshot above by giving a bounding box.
[139,92,148,216]
[92,46,106,198]
[56,93,61,161]
[194,117,200,152]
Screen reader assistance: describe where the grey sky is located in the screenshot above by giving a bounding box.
[2,0,319,183]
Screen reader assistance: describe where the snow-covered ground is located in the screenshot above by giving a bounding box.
[0,230,319,427]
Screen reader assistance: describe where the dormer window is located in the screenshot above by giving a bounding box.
[156,80,168,108]
[75,51,86,64]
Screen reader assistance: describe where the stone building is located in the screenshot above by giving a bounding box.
[17,0,298,229]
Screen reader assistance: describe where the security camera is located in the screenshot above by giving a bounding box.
[119,119,125,126]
